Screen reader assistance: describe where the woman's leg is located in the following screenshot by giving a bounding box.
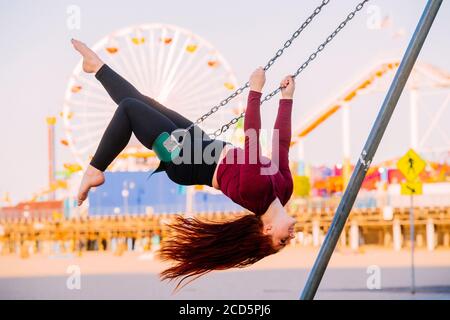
[78,98,178,205]
[71,39,198,130]
[95,64,196,130]
[90,98,178,170]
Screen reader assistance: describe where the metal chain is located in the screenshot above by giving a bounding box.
[183,0,331,135]
[208,0,369,139]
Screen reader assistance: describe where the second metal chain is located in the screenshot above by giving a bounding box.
[208,0,370,139]
[184,0,332,135]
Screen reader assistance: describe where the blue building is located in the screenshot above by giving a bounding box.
[88,171,242,215]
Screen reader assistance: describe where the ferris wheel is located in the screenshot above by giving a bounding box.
[62,23,243,168]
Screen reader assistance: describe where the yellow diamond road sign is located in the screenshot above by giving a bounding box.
[401,181,423,195]
[397,149,426,181]
[293,175,310,197]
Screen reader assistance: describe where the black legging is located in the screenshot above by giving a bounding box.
[90,64,228,186]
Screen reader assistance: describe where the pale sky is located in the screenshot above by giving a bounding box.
[1,0,449,203]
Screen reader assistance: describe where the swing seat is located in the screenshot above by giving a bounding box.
[152,132,181,162]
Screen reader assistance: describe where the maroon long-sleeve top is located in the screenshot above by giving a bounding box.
[216,90,294,216]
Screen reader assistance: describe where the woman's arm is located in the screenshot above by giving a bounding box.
[240,89,273,200]
[272,98,292,174]
[274,76,295,203]
[244,90,263,166]
[239,68,269,197]
[242,67,266,167]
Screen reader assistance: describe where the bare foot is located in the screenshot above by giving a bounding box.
[77,165,105,206]
[71,38,104,74]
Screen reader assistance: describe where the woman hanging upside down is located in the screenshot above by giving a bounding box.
[72,38,297,289]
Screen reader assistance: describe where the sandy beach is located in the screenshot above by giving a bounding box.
[1,247,449,299]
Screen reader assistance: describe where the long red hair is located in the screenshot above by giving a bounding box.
[158,213,278,291]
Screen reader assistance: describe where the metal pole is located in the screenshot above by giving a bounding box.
[46,117,56,201]
[300,0,443,300]
[410,89,419,150]
[410,194,416,294]
[342,102,351,189]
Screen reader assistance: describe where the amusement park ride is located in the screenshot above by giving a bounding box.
[291,60,450,189]
[62,23,243,168]
[34,24,245,202]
